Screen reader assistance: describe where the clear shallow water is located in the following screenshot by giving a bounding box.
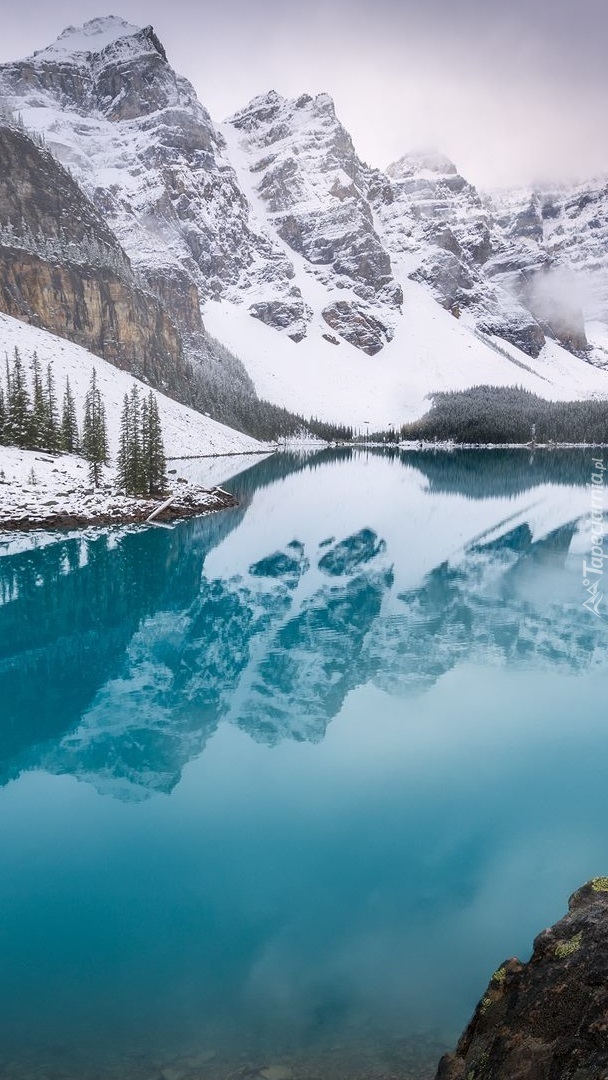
[1,448,607,1078]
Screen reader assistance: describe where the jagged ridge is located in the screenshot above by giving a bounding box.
[0,16,607,426]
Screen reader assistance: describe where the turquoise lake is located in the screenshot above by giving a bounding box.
[1,448,607,1079]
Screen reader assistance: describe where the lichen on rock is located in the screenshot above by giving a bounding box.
[436,879,608,1079]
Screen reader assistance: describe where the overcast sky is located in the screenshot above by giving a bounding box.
[0,0,606,188]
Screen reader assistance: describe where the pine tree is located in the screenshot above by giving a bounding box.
[30,351,46,449]
[82,369,109,486]
[61,376,79,453]
[116,387,167,496]
[2,355,11,445]
[140,393,150,491]
[43,363,60,451]
[117,392,131,491]
[143,391,167,495]
[4,354,11,401]
[5,348,32,448]
[0,385,5,445]
[126,385,145,494]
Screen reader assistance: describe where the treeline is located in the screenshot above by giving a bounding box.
[0,348,166,492]
[360,428,400,443]
[261,404,353,443]
[1,347,82,454]
[309,418,353,442]
[117,385,167,496]
[401,385,608,444]
[0,348,111,484]
[233,396,353,443]
[0,219,135,282]
[193,334,352,442]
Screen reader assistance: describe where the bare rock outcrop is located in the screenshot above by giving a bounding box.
[436,879,608,1080]
[0,123,196,401]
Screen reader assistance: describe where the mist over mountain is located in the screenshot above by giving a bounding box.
[0,15,607,429]
[2,0,607,189]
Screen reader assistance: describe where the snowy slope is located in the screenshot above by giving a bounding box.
[215,110,608,425]
[0,313,267,458]
[204,282,608,428]
[1,17,608,429]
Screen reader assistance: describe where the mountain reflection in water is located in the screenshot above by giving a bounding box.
[1,447,607,1077]
[0,449,604,797]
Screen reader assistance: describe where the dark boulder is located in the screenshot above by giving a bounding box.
[436,879,608,1080]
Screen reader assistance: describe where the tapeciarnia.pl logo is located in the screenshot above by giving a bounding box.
[582,458,606,618]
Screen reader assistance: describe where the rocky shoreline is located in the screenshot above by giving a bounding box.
[0,484,238,533]
[0,446,243,534]
[436,878,608,1079]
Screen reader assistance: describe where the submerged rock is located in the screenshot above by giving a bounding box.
[259,1067,293,1080]
[436,879,608,1079]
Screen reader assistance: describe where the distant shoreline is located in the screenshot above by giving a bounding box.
[166,450,275,460]
[398,440,608,450]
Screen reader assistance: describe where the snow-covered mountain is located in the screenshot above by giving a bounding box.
[225,90,402,353]
[0,18,295,319]
[491,180,608,356]
[371,151,547,356]
[1,16,608,426]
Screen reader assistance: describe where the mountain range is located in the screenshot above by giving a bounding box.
[0,15,608,429]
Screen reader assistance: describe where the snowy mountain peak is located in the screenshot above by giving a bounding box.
[1,18,608,421]
[386,149,458,180]
[229,89,337,133]
[29,16,165,64]
[228,88,286,126]
[311,91,336,116]
[225,86,403,353]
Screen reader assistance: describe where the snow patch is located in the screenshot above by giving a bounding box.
[31,17,143,62]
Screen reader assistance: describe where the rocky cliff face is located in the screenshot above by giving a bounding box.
[376,150,493,276]
[370,150,590,358]
[0,124,118,251]
[0,123,195,401]
[491,181,608,359]
[0,247,188,391]
[0,15,606,419]
[0,18,295,316]
[436,879,608,1080]
[227,91,402,352]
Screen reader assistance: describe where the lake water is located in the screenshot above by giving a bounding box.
[1,447,608,1080]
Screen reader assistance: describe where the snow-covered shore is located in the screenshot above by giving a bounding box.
[0,446,242,533]
[0,313,277,536]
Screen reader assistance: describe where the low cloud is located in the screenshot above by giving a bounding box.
[1,0,607,188]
